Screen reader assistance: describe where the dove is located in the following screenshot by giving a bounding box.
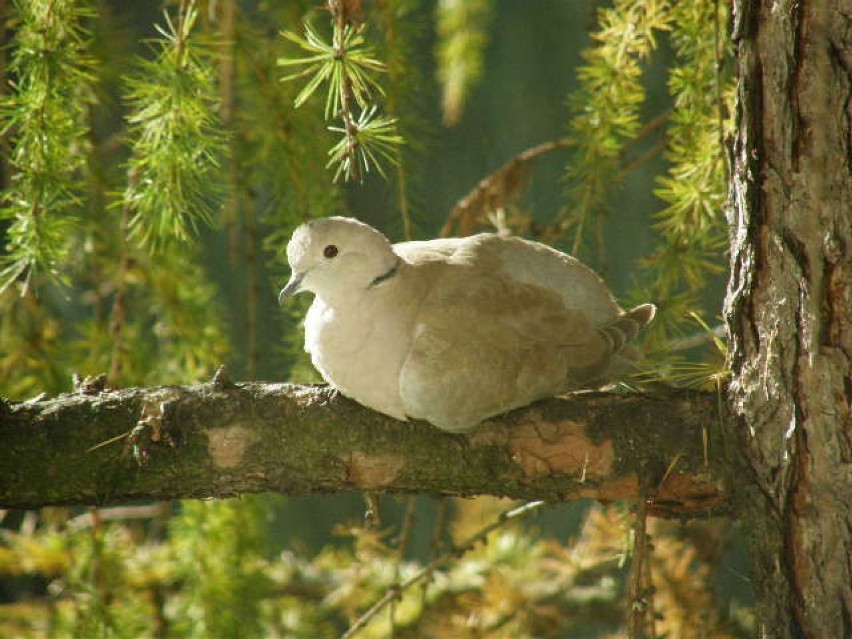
[278,216,655,433]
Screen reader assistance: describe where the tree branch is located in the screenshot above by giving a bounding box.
[0,378,727,516]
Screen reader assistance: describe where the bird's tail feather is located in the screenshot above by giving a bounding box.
[599,303,656,354]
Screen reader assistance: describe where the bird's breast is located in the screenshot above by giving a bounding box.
[303,295,411,421]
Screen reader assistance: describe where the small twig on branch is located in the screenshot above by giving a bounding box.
[626,499,656,638]
[431,498,450,557]
[442,112,672,242]
[666,324,726,352]
[328,0,362,181]
[108,168,137,386]
[613,138,666,183]
[537,111,671,247]
[67,503,172,531]
[363,491,382,529]
[341,500,546,639]
[440,138,574,238]
[395,496,417,560]
[389,495,418,636]
[625,111,669,150]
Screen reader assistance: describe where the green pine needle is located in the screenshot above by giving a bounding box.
[278,18,401,182]
[279,22,386,120]
[122,1,224,250]
[0,0,96,293]
[327,108,403,182]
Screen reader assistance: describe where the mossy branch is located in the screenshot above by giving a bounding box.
[1,376,726,517]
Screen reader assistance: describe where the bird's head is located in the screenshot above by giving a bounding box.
[278,217,400,305]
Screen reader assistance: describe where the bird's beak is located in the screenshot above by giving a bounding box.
[278,273,304,305]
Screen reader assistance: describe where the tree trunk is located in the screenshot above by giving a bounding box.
[725,0,852,636]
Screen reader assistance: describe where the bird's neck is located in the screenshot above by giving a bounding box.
[315,259,404,308]
[368,258,402,289]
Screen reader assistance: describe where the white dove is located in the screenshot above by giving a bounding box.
[279,217,655,433]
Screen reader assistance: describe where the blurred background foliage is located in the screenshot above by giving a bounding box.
[0,0,749,637]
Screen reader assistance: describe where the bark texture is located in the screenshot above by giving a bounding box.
[726,0,852,636]
[0,380,725,516]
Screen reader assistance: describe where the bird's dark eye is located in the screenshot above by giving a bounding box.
[323,244,339,259]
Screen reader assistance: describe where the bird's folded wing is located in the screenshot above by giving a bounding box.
[398,265,612,432]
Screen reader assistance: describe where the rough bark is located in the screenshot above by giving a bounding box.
[0,380,725,517]
[726,0,852,636]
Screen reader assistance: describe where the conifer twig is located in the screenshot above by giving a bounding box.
[279,2,398,183]
[613,139,667,183]
[626,111,670,149]
[244,191,259,379]
[328,0,362,181]
[363,491,382,529]
[389,496,417,636]
[0,0,94,292]
[175,0,192,67]
[341,500,546,639]
[67,503,171,531]
[431,498,450,557]
[218,0,240,264]
[123,0,223,248]
[238,38,309,210]
[378,0,412,240]
[440,137,574,238]
[108,168,138,386]
[667,324,726,352]
[626,499,655,638]
[396,496,417,560]
[0,0,9,192]
[545,111,670,248]
[443,113,670,241]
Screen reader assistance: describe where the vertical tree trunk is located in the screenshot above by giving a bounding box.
[726,0,852,637]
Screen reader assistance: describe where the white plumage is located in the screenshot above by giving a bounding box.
[279,217,655,432]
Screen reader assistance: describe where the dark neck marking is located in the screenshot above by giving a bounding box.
[368,260,401,289]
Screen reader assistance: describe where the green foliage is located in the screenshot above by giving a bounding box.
[369,0,428,239]
[169,499,271,639]
[0,0,232,400]
[139,248,230,384]
[554,0,733,385]
[435,0,493,126]
[122,1,225,248]
[0,502,273,639]
[606,0,735,389]
[327,106,402,182]
[279,9,403,182]
[233,5,344,230]
[0,503,749,638]
[280,21,386,118]
[562,0,671,255]
[0,286,67,397]
[0,0,95,291]
[643,0,733,354]
[229,3,346,381]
